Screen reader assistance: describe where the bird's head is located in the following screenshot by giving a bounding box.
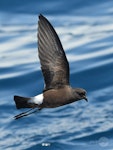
[72,88,88,102]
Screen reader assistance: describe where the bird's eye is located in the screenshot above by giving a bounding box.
[79,93,85,97]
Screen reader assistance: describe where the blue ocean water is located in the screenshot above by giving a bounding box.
[0,0,113,149]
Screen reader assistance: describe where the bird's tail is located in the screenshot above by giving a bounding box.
[14,95,40,119]
[14,95,34,109]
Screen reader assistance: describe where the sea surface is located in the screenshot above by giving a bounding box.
[0,0,113,150]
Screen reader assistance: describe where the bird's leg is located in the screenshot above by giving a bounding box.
[14,108,41,120]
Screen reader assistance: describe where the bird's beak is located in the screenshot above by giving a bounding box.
[84,96,88,102]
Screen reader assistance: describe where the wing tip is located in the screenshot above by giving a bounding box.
[39,14,45,20]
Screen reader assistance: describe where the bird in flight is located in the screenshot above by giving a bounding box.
[14,14,88,119]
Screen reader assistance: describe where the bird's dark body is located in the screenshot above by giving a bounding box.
[41,86,75,108]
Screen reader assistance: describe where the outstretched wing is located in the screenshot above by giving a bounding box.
[38,14,70,91]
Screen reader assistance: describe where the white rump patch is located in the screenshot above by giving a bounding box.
[28,94,43,105]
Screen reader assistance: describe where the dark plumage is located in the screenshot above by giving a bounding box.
[14,14,88,119]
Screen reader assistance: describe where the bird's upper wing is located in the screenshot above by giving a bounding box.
[38,14,70,91]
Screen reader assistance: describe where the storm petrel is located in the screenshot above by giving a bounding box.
[14,14,88,119]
